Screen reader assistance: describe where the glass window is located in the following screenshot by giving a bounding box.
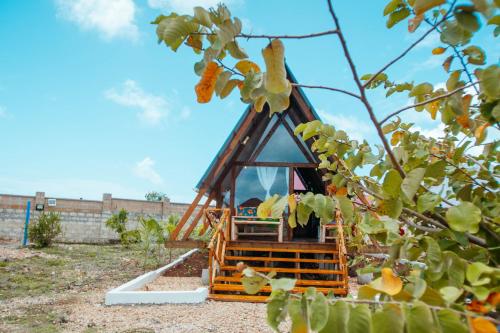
[235,166,289,208]
[256,124,309,162]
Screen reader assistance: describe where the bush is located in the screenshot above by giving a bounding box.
[28,212,62,248]
[105,209,138,246]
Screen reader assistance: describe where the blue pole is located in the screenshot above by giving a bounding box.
[22,201,31,246]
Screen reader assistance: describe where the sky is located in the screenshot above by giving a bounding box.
[0,0,498,203]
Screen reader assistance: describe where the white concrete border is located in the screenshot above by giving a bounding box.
[105,248,208,305]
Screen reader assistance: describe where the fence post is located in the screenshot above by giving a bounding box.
[22,200,31,246]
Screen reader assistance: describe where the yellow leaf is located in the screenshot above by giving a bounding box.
[336,187,348,196]
[254,95,266,113]
[391,131,404,145]
[262,39,289,94]
[413,0,446,15]
[432,47,446,55]
[426,100,440,119]
[456,95,472,128]
[288,194,297,213]
[370,267,403,296]
[195,61,222,103]
[474,122,489,143]
[471,317,497,333]
[235,60,261,75]
[442,55,453,72]
[257,195,278,218]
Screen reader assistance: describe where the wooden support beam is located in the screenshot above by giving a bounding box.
[182,192,214,240]
[170,190,205,240]
[234,161,318,168]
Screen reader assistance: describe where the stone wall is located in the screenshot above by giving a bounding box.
[0,192,201,244]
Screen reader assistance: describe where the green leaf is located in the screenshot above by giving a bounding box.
[312,194,335,224]
[310,292,329,332]
[288,298,308,333]
[401,168,426,202]
[372,304,404,333]
[417,193,441,213]
[336,196,354,223]
[478,65,500,100]
[383,169,403,198]
[440,286,463,304]
[425,160,446,179]
[156,15,200,51]
[463,45,486,65]
[413,0,445,15]
[297,202,313,226]
[193,7,212,27]
[387,7,411,28]
[404,301,436,333]
[241,275,268,294]
[445,201,481,233]
[214,71,232,96]
[455,10,480,32]
[357,285,380,300]
[437,309,468,333]
[319,300,349,333]
[440,20,472,46]
[348,304,372,333]
[270,278,296,291]
[410,83,433,96]
[466,262,495,285]
[267,290,289,332]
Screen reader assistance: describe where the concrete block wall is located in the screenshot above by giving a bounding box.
[0,192,202,244]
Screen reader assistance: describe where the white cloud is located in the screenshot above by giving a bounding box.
[134,157,163,185]
[148,0,239,14]
[317,109,374,142]
[55,0,139,40]
[407,31,441,50]
[414,123,446,139]
[180,106,191,119]
[105,80,168,125]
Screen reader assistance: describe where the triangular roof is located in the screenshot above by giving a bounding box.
[195,64,323,194]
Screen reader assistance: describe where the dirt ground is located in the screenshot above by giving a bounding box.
[0,240,275,333]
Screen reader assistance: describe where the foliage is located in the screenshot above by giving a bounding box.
[105,209,139,246]
[145,191,169,202]
[28,212,62,248]
[137,214,179,268]
[153,0,500,331]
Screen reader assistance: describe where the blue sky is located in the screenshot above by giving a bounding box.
[0,0,498,203]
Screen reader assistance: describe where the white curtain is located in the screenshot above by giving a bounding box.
[257,167,278,199]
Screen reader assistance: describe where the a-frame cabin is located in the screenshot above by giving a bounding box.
[171,65,348,302]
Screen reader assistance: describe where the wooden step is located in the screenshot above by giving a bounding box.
[237,232,278,236]
[221,265,344,275]
[226,246,337,254]
[208,293,269,303]
[214,276,347,287]
[225,255,339,264]
[227,240,337,251]
[212,283,347,295]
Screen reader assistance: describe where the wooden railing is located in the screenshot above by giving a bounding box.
[206,208,231,292]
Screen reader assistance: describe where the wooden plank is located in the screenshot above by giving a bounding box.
[226,246,336,254]
[233,221,281,225]
[214,276,347,287]
[164,240,206,248]
[208,294,269,303]
[221,265,344,275]
[182,193,215,240]
[170,191,205,240]
[211,284,347,294]
[237,232,279,236]
[224,255,339,264]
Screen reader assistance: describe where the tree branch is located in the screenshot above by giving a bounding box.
[326,0,406,178]
[379,81,479,125]
[193,29,339,40]
[292,83,362,100]
[363,2,455,89]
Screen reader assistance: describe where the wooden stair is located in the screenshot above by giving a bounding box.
[208,240,348,302]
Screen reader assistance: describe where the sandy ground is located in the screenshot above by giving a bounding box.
[142,276,203,291]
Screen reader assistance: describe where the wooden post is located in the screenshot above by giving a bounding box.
[170,190,205,240]
[181,192,214,240]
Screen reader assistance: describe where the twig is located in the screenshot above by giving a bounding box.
[326,0,406,178]
[292,84,362,100]
[400,216,441,233]
[192,29,339,40]
[379,81,479,125]
[363,5,455,88]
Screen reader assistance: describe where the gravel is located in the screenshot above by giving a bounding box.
[142,277,203,291]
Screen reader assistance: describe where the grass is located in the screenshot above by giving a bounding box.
[0,243,188,332]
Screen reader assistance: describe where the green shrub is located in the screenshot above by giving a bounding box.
[105,209,139,246]
[28,212,62,248]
